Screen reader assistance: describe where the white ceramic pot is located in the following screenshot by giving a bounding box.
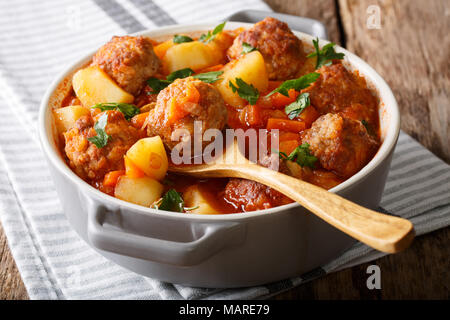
[38,22,400,288]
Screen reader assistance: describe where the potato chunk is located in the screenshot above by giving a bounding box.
[114,176,163,207]
[215,51,268,107]
[53,105,89,134]
[162,41,217,73]
[183,185,221,215]
[205,32,234,64]
[153,39,175,60]
[72,66,134,107]
[125,136,168,180]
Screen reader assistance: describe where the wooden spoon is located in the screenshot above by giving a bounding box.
[169,139,415,253]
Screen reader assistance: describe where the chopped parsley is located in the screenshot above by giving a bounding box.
[307,37,345,69]
[146,77,172,93]
[361,119,375,136]
[166,68,194,82]
[91,102,140,120]
[199,22,226,44]
[278,143,317,168]
[285,93,310,120]
[241,42,257,54]
[147,68,194,93]
[229,78,260,105]
[193,71,223,83]
[361,119,369,131]
[267,72,320,97]
[147,68,224,93]
[173,34,193,44]
[156,189,184,212]
[152,189,199,213]
[87,113,110,149]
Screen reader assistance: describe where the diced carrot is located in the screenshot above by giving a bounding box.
[103,170,125,187]
[279,140,300,155]
[124,156,145,178]
[269,89,299,109]
[279,131,301,142]
[185,82,200,103]
[267,81,283,91]
[167,82,200,123]
[298,105,320,128]
[266,118,306,133]
[196,64,224,73]
[255,95,272,109]
[153,40,174,60]
[131,112,150,129]
[239,104,262,127]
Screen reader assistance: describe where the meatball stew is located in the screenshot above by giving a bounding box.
[54,17,380,214]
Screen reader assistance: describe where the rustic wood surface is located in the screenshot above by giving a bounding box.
[0,0,448,300]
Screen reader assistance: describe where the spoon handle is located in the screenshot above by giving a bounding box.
[226,164,415,253]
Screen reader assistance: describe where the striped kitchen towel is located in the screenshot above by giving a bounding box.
[0,0,448,300]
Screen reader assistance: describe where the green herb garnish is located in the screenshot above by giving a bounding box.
[278,143,317,168]
[241,42,257,54]
[166,68,194,82]
[199,22,226,44]
[147,67,223,93]
[307,37,345,69]
[360,119,375,136]
[361,119,369,131]
[267,72,320,97]
[152,189,199,213]
[147,68,194,93]
[193,71,224,83]
[285,93,310,120]
[173,34,193,44]
[87,113,110,149]
[146,77,172,93]
[156,189,185,213]
[229,78,259,105]
[91,102,140,120]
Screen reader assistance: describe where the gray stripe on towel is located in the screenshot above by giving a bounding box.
[93,0,146,33]
[130,0,177,26]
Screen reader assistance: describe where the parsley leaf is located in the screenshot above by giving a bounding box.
[267,72,320,97]
[285,93,310,120]
[307,37,345,69]
[87,113,110,149]
[147,67,222,94]
[155,189,184,213]
[279,143,317,168]
[92,102,140,120]
[199,22,226,44]
[147,68,194,93]
[361,119,369,131]
[193,71,224,83]
[147,78,172,93]
[360,119,375,136]
[229,78,259,105]
[241,42,257,54]
[166,68,194,82]
[173,34,193,44]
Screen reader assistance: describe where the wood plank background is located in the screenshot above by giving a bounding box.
[0,0,448,300]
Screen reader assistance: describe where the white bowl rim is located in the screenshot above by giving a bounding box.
[38,21,400,222]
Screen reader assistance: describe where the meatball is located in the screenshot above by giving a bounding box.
[303,63,379,126]
[92,35,160,95]
[302,113,379,178]
[223,178,292,212]
[147,77,227,152]
[64,110,142,181]
[227,17,306,80]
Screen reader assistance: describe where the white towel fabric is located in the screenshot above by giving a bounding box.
[0,0,448,300]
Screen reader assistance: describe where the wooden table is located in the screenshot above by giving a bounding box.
[0,0,448,300]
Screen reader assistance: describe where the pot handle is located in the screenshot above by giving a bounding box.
[86,199,246,266]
